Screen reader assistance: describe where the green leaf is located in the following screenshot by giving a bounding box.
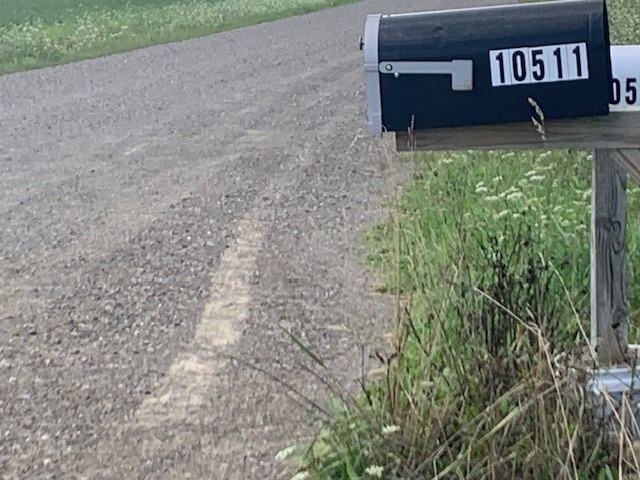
[280,325,325,368]
[345,459,359,480]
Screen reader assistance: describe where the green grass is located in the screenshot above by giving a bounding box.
[292,0,640,479]
[294,151,640,479]
[607,0,640,44]
[0,0,183,27]
[0,0,356,74]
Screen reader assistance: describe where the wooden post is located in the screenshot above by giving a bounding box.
[591,149,628,365]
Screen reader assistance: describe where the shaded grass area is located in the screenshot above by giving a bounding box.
[0,0,356,74]
[292,0,640,478]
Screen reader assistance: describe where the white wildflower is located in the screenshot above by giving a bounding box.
[529,175,545,182]
[506,192,523,201]
[476,186,488,194]
[381,424,401,435]
[365,465,384,478]
[492,175,503,183]
[484,195,500,202]
[289,472,310,480]
[275,446,297,461]
[475,181,485,189]
[525,170,538,177]
[494,209,510,220]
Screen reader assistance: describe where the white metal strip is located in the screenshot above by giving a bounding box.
[364,14,383,135]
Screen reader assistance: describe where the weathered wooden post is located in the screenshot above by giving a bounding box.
[591,149,628,366]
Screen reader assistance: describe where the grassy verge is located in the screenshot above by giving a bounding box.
[0,0,355,75]
[293,151,640,479]
[287,0,640,479]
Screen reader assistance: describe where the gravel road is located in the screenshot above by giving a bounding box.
[0,0,504,477]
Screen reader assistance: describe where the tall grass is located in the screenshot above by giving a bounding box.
[0,0,355,74]
[293,151,640,479]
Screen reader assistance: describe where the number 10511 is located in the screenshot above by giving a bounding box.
[490,43,589,86]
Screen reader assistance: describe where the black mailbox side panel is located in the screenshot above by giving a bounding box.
[375,0,611,132]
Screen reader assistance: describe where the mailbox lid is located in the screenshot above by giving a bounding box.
[365,0,612,133]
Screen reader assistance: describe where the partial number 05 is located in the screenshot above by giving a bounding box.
[611,77,638,105]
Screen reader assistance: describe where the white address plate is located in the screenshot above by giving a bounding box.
[610,45,640,111]
[490,43,589,86]
[489,44,640,111]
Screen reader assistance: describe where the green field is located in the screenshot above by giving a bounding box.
[0,0,183,26]
[298,0,640,479]
[0,0,355,74]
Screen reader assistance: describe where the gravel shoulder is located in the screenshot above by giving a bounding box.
[0,1,505,477]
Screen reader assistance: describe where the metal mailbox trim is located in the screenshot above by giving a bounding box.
[364,14,382,135]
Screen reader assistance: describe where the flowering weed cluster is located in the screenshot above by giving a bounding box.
[287,1,640,478]
[303,148,640,479]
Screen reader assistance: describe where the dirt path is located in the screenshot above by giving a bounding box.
[0,0,504,477]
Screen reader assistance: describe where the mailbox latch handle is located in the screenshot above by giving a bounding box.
[380,60,473,91]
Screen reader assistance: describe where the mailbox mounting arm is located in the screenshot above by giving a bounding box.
[379,60,474,91]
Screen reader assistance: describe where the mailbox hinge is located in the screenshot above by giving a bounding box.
[379,60,474,91]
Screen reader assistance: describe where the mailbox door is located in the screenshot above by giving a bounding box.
[365,0,612,134]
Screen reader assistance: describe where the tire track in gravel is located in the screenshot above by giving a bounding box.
[134,210,263,427]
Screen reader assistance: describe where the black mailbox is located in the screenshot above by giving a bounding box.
[363,0,612,134]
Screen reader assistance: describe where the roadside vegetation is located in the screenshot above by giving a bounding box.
[290,0,640,479]
[0,0,355,74]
